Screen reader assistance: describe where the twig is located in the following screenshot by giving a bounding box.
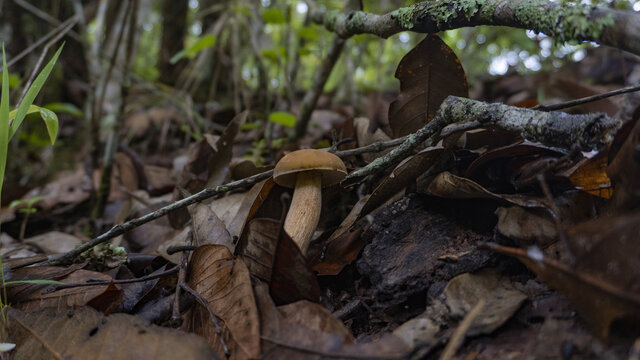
[12,0,81,41]
[16,18,77,105]
[293,35,345,138]
[166,245,198,255]
[439,299,486,360]
[171,231,193,327]
[180,283,230,357]
[6,15,78,69]
[42,266,179,292]
[532,82,640,112]
[8,311,64,360]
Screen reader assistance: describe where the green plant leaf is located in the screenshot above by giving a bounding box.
[263,8,285,24]
[9,44,63,141]
[268,111,296,127]
[8,105,58,145]
[0,47,10,209]
[170,35,216,64]
[44,102,83,118]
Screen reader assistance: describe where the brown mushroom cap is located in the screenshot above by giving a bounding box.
[273,149,347,188]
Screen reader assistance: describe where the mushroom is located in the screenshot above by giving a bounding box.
[273,149,347,254]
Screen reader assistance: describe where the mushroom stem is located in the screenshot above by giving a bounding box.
[284,171,322,254]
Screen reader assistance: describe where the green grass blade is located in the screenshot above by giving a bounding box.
[8,44,63,141]
[0,47,10,209]
[3,279,64,286]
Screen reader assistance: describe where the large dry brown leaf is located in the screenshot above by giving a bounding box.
[486,242,640,339]
[388,34,468,138]
[188,244,261,359]
[239,218,320,304]
[254,283,408,360]
[8,306,219,360]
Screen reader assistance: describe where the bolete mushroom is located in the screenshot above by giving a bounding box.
[273,149,347,254]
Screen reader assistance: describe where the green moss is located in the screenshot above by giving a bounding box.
[391,5,417,30]
[430,0,485,28]
[515,1,614,43]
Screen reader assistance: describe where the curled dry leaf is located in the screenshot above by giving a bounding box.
[388,34,468,138]
[239,218,320,304]
[425,171,548,208]
[8,307,219,360]
[188,244,261,359]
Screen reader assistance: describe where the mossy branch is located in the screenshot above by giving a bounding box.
[310,0,640,57]
[342,95,620,186]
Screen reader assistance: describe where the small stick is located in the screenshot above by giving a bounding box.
[42,266,179,293]
[439,299,486,360]
[16,18,77,105]
[171,231,193,327]
[533,82,640,112]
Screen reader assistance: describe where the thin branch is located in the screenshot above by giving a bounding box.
[309,0,640,57]
[16,18,78,105]
[6,15,78,69]
[13,0,81,41]
[532,82,640,112]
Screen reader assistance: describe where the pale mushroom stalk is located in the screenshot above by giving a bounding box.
[273,149,347,256]
[284,172,322,254]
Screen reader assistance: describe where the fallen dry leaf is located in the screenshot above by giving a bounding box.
[239,218,320,304]
[485,242,640,339]
[12,268,122,314]
[444,269,527,335]
[8,306,219,360]
[188,244,261,359]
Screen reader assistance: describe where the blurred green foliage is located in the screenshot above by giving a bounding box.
[130,0,640,95]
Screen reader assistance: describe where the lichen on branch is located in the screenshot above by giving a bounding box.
[310,0,640,57]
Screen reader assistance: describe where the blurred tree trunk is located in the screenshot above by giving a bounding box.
[159,0,188,86]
